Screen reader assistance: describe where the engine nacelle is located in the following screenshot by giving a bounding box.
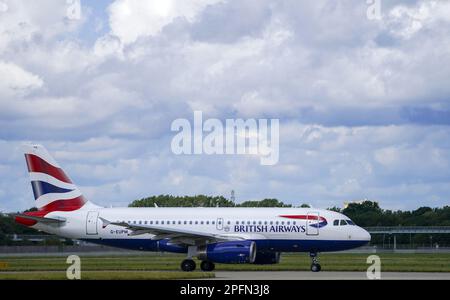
[253,251,281,264]
[198,241,256,264]
[157,239,187,253]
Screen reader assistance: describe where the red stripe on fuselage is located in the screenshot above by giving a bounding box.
[279,215,327,222]
[25,154,72,184]
[14,196,86,227]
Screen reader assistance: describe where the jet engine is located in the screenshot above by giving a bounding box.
[197,241,256,264]
[253,251,281,264]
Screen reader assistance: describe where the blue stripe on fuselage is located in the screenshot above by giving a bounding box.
[81,238,369,253]
[31,181,74,199]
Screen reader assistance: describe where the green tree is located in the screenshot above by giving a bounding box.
[239,198,292,207]
[342,201,383,227]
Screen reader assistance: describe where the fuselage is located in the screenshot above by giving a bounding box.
[32,206,371,253]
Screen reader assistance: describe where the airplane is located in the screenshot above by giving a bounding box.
[15,144,371,272]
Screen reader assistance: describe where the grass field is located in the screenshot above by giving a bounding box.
[0,253,449,280]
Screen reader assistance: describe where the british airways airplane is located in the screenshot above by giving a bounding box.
[15,145,370,272]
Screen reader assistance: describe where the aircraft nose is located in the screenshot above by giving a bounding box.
[360,227,371,242]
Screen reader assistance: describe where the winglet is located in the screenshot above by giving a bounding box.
[99,217,111,229]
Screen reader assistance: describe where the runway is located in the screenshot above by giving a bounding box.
[208,271,450,280]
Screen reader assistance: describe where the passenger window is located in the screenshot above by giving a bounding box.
[340,219,348,226]
[333,220,339,226]
[155,221,159,225]
[206,221,209,225]
[212,221,215,225]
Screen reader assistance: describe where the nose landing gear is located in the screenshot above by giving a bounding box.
[309,252,321,272]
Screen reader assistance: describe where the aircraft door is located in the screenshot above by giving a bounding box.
[306,212,320,236]
[86,211,99,235]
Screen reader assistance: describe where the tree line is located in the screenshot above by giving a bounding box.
[129,195,293,208]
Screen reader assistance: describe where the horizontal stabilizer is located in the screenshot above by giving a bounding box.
[13,214,66,224]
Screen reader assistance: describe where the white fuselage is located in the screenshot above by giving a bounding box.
[32,206,371,253]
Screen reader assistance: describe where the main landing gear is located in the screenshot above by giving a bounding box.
[309,252,321,272]
[181,259,196,272]
[200,260,215,272]
[180,259,216,272]
[180,246,215,272]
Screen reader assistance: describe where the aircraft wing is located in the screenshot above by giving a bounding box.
[99,217,246,246]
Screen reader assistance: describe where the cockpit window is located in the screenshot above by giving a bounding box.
[340,219,348,226]
[347,220,355,225]
[333,220,339,226]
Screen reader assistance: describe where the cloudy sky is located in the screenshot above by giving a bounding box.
[1,0,450,212]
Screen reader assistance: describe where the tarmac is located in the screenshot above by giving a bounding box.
[208,271,450,280]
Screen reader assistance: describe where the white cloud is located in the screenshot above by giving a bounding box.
[387,1,450,39]
[0,0,85,53]
[0,61,43,97]
[0,0,450,211]
[108,0,225,45]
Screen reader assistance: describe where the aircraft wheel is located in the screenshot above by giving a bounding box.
[181,259,196,272]
[311,263,321,272]
[200,261,215,272]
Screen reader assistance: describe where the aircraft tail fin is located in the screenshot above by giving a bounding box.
[23,144,92,212]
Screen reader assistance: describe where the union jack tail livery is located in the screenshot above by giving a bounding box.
[23,144,91,212]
